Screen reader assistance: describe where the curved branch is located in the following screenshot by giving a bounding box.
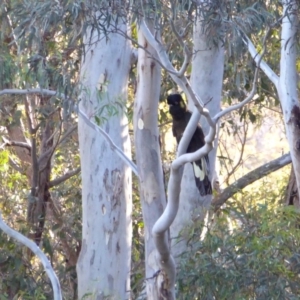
[0,212,62,300]
[213,66,259,122]
[212,153,292,211]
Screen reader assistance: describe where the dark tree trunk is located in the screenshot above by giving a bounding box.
[285,166,300,208]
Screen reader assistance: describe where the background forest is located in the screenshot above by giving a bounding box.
[0,0,299,299]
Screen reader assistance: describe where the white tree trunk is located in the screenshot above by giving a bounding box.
[134,28,169,298]
[277,1,300,192]
[171,14,224,256]
[77,21,132,299]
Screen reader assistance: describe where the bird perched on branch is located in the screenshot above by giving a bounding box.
[167,93,212,196]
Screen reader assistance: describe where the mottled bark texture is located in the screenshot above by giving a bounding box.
[77,21,132,299]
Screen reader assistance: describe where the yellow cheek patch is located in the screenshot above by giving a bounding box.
[180,101,185,109]
[193,162,205,181]
[193,158,208,181]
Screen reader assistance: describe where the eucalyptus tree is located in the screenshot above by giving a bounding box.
[133,18,167,299]
[0,0,300,299]
[244,0,300,192]
[0,0,81,297]
[130,0,299,297]
[77,3,134,299]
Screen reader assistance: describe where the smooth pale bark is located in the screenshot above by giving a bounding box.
[277,1,300,192]
[139,11,223,298]
[171,16,224,257]
[134,28,169,298]
[77,21,132,299]
[139,17,219,295]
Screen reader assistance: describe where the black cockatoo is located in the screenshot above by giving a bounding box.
[167,93,212,196]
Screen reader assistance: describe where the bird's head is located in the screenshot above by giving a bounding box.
[167,94,187,119]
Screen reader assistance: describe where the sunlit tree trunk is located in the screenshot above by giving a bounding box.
[277,1,300,193]
[77,19,132,299]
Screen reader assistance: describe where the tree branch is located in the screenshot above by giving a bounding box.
[213,69,259,123]
[240,30,279,87]
[38,120,62,171]
[38,124,77,166]
[78,108,139,177]
[169,19,192,77]
[25,96,39,191]
[0,88,56,97]
[1,136,31,151]
[214,25,272,123]
[140,19,216,157]
[8,157,25,174]
[57,125,77,145]
[212,153,292,211]
[0,212,62,300]
[49,167,81,188]
[0,88,139,178]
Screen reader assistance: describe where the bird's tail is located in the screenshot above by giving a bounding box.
[192,155,212,196]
